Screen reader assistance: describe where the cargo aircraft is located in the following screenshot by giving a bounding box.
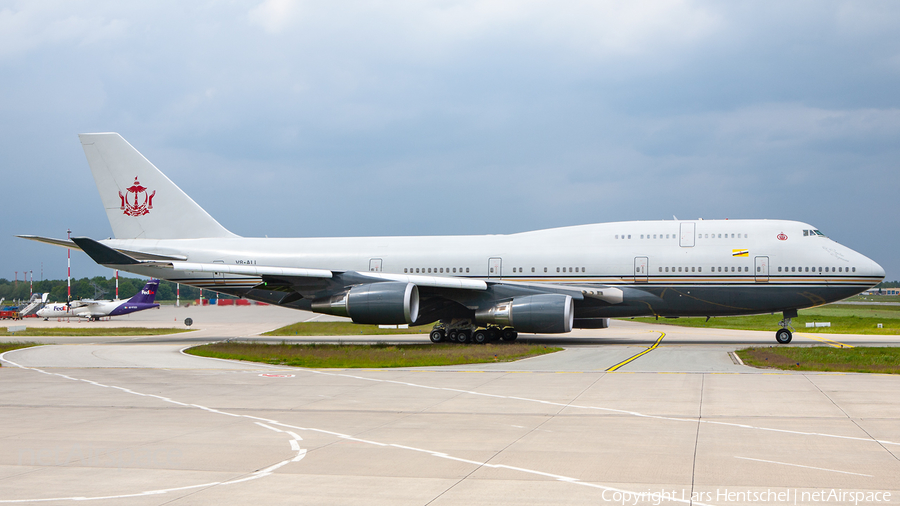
[36,279,160,321]
[20,133,884,344]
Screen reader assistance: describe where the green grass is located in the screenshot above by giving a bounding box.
[185,341,562,368]
[626,305,900,335]
[264,321,429,336]
[736,346,900,374]
[842,294,900,303]
[0,328,195,337]
[0,341,42,366]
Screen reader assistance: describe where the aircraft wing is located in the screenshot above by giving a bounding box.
[71,236,486,292]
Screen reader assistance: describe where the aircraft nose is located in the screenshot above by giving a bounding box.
[871,258,886,280]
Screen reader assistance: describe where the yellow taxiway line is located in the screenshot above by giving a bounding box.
[605,332,666,372]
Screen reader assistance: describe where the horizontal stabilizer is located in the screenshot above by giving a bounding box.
[71,237,141,265]
[17,235,186,261]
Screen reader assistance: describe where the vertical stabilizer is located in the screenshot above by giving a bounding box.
[127,280,160,304]
[79,133,238,239]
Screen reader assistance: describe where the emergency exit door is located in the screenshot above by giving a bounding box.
[369,258,383,272]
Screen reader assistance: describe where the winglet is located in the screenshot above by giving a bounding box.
[70,237,141,265]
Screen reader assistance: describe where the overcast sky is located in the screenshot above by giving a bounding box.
[1,0,898,284]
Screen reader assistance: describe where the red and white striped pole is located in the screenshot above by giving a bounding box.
[67,229,71,303]
[176,283,180,307]
[115,270,119,299]
[30,271,33,297]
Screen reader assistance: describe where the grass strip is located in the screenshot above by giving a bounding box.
[736,346,900,374]
[0,341,42,367]
[264,321,429,336]
[185,342,562,368]
[0,328,195,337]
[625,313,899,335]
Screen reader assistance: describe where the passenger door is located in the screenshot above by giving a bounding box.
[488,257,502,279]
[213,260,225,285]
[634,257,649,283]
[755,256,769,282]
[679,223,695,247]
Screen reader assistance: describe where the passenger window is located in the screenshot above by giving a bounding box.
[466,268,469,273]
[628,235,631,239]
[404,268,408,273]
[544,267,547,272]
[778,267,782,272]
[838,267,842,272]
[665,267,669,272]
[757,266,761,272]
[852,267,856,272]
[659,267,663,272]
[691,267,695,272]
[818,267,822,272]
[557,267,560,273]
[532,267,535,272]
[678,267,682,272]
[698,267,702,272]
[718,267,722,272]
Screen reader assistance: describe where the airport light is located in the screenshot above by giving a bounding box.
[67,229,71,303]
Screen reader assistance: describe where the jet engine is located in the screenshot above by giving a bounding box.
[311,282,419,325]
[475,294,573,334]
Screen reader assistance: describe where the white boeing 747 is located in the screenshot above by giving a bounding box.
[20,133,884,344]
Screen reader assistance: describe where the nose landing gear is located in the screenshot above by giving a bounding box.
[775,309,797,344]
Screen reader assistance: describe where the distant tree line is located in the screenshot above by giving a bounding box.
[876,281,900,288]
[0,277,226,304]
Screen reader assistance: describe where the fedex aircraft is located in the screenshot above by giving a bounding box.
[36,279,160,321]
[20,133,884,344]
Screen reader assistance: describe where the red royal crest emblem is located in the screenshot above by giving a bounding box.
[119,177,156,216]
[776,232,788,241]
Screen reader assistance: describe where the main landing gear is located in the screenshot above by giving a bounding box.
[430,320,518,345]
[775,309,797,344]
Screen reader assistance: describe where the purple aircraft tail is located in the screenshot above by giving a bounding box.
[127,280,160,304]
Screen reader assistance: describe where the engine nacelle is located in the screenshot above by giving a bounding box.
[311,282,419,324]
[475,294,574,334]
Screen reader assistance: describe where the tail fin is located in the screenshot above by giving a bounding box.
[128,280,160,304]
[79,133,238,240]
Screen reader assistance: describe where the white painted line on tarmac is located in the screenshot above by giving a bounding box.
[298,368,900,448]
[0,348,705,505]
[735,456,873,477]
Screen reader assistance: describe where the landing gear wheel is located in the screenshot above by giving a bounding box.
[473,330,487,344]
[430,330,444,343]
[775,328,792,344]
[448,330,459,342]
[501,329,518,341]
[457,330,470,343]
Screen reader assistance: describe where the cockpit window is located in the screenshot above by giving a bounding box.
[803,229,826,237]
